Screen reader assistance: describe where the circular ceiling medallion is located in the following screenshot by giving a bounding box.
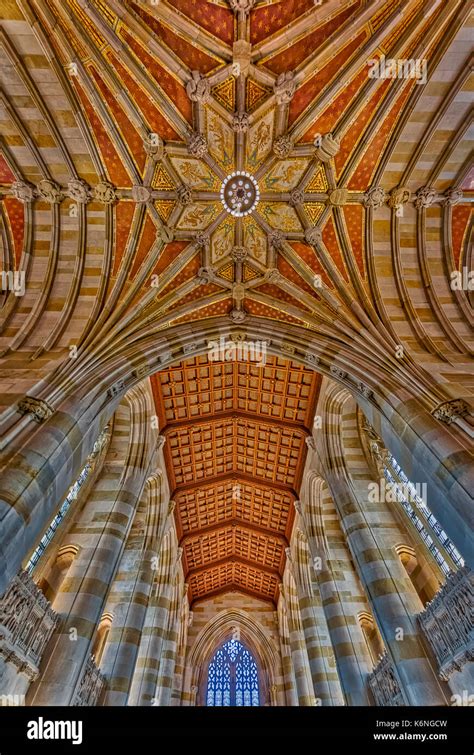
[220,172,259,217]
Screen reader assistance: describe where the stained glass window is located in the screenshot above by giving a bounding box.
[206,639,260,706]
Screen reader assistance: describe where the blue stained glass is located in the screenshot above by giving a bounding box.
[206,639,260,706]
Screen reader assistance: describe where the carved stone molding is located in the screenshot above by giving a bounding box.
[17,396,54,423]
[305,436,316,451]
[314,133,340,162]
[368,652,404,706]
[37,179,62,204]
[194,232,210,249]
[304,352,319,366]
[414,186,437,210]
[418,567,473,680]
[330,365,347,380]
[187,131,208,158]
[94,181,117,204]
[229,307,247,323]
[268,229,285,250]
[444,188,463,206]
[72,655,105,706]
[273,135,293,159]
[232,111,250,132]
[0,570,58,676]
[387,187,411,209]
[274,71,296,105]
[143,133,164,160]
[11,180,35,203]
[231,246,247,262]
[197,266,215,285]
[304,226,322,246]
[132,185,151,203]
[289,187,305,207]
[107,379,125,399]
[176,183,193,206]
[229,0,255,12]
[158,225,174,243]
[432,399,469,424]
[363,186,386,209]
[186,71,211,104]
[357,381,374,400]
[67,178,92,204]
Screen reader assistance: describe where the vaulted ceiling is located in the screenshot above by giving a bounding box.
[152,355,319,604]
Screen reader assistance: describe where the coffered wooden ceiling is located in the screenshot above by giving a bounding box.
[152,355,320,604]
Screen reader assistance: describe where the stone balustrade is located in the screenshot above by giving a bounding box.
[418,566,473,680]
[0,570,58,683]
[72,655,106,706]
[368,652,404,706]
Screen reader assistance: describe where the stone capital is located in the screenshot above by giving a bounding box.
[17,396,54,423]
[274,71,296,105]
[186,71,211,104]
[432,399,469,425]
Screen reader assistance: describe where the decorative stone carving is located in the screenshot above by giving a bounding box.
[368,653,404,706]
[330,365,347,380]
[363,186,386,209]
[281,342,295,355]
[107,379,125,399]
[305,226,322,246]
[176,183,193,206]
[132,185,151,203]
[186,131,208,158]
[305,436,316,451]
[417,566,473,680]
[268,229,284,250]
[72,655,105,706]
[432,399,469,424]
[156,435,166,450]
[387,187,411,209]
[305,352,319,365]
[0,570,58,679]
[197,266,214,285]
[274,71,297,105]
[289,187,305,207]
[265,268,281,283]
[37,179,62,204]
[415,186,436,210]
[294,500,303,516]
[329,187,348,206]
[229,0,255,12]
[358,382,374,400]
[143,133,164,160]
[314,133,340,162]
[194,232,210,249]
[188,611,194,627]
[231,246,247,262]
[17,396,53,423]
[67,178,92,204]
[186,71,211,104]
[94,181,117,204]
[444,188,463,206]
[232,40,252,75]
[229,307,247,323]
[273,135,293,159]
[232,112,250,132]
[11,180,35,203]
[158,225,174,243]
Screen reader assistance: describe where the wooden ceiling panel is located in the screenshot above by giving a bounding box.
[152,355,320,604]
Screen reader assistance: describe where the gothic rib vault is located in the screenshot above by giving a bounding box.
[0,0,473,709]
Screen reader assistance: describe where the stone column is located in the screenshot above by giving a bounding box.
[296,491,373,705]
[278,581,315,706]
[100,473,169,705]
[319,390,448,705]
[276,606,299,706]
[27,386,156,705]
[288,538,345,706]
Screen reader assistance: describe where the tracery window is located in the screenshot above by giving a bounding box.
[206,638,260,706]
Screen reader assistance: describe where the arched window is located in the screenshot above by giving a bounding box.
[206,638,260,706]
